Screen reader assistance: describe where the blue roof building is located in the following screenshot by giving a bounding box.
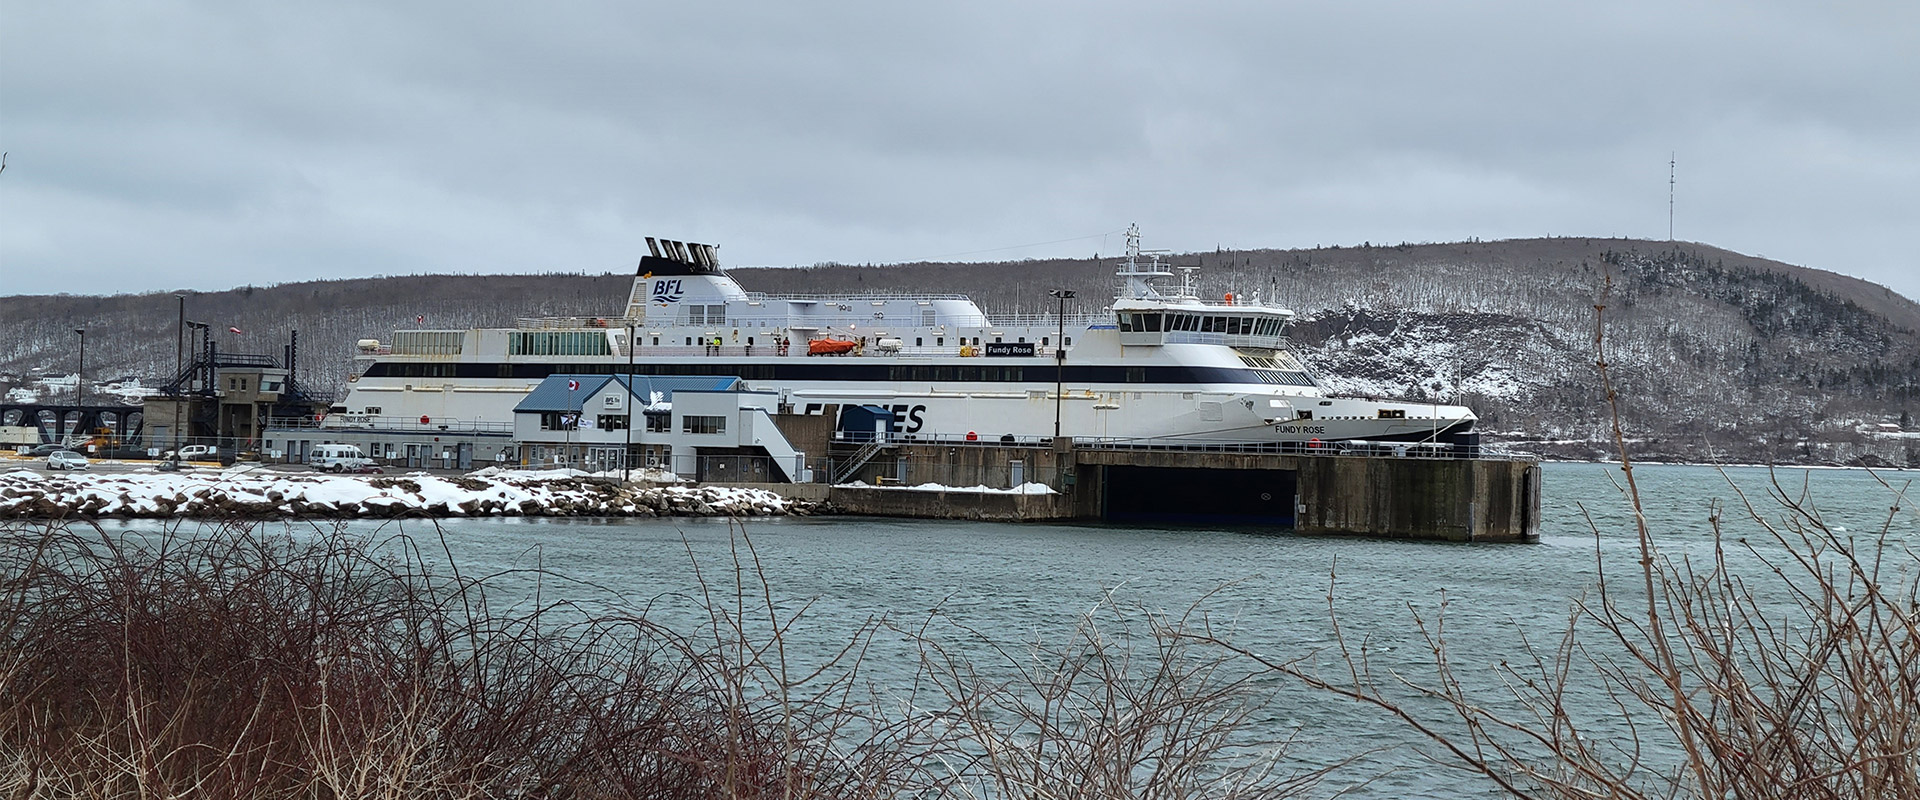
[512,374,806,482]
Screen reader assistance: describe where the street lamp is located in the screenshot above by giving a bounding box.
[73,328,85,443]
[623,322,636,483]
[175,295,186,452]
[1047,289,1075,440]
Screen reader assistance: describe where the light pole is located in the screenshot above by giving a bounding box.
[72,328,85,444]
[175,295,185,452]
[564,378,577,470]
[1047,289,1075,440]
[624,323,636,483]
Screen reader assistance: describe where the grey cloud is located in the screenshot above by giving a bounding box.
[2,0,1914,301]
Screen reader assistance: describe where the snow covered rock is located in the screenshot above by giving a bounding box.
[0,468,813,520]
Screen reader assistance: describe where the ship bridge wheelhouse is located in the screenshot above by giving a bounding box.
[1113,304,1295,350]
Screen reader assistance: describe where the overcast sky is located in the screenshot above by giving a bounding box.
[4,1,1916,301]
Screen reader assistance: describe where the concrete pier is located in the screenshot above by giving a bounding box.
[794,432,1540,542]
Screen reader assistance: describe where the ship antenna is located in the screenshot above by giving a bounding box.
[1668,152,1675,241]
[1115,223,1174,300]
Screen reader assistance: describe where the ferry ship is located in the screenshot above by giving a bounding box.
[326,226,1477,447]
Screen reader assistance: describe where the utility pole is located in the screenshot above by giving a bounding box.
[1669,152,1676,241]
[565,378,577,470]
[624,324,636,483]
[175,294,185,453]
[72,328,85,445]
[1047,289,1076,440]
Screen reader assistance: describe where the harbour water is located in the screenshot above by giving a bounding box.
[97,462,1918,796]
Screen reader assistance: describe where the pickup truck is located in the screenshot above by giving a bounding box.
[164,445,220,461]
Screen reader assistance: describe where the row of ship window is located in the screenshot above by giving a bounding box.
[1117,312,1285,336]
[497,331,1098,357]
[661,335,1070,347]
[366,361,1317,386]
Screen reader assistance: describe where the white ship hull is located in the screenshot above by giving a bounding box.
[326,229,1477,447]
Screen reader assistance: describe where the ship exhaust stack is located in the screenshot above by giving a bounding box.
[624,237,747,321]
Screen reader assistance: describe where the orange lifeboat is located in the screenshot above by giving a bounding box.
[808,339,857,355]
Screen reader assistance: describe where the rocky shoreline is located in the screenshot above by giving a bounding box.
[0,469,826,520]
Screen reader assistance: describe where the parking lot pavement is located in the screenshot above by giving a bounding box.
[4,456,485,478]
[0,457,286,475]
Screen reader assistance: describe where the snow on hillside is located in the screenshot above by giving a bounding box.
[5,374,152,405]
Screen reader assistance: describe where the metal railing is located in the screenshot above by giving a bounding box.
[746,291,976,302]
[832,438,888,483]
[1073,435,1521,461]
[514,316,626,329]
[981,313,1106,328]
[615,344,1074,359]
[268,415,515,434]
[836,431,1057,447]
[1162,332,1293,349]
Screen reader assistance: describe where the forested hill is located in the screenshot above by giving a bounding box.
[4,237,1917,465]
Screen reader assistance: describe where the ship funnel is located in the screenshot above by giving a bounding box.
[624,236,748,321]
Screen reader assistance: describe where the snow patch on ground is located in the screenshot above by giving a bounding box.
[0,467,798,519]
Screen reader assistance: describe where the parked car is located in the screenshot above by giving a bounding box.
[46,451,89,470]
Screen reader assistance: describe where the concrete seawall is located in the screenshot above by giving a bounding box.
[826,487,1076,522]
[734,432,1542,542]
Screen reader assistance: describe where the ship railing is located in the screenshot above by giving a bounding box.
[1162,332,1294,349]
[515,316,630,329]
[745,291,976,302]
[832,431,1058,447]
[981,313,1106,328]
[617,344,1075,359]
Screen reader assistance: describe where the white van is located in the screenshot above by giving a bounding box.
[308,444,374,472]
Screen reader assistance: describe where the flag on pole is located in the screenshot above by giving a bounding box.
[416,314,424,324]
[567,379,579,391]
[228,326,243,334]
